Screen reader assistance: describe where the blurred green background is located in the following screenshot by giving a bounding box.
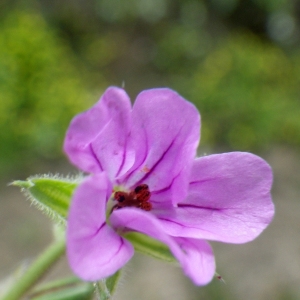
[1,0,300,299]
[1,0,300,176]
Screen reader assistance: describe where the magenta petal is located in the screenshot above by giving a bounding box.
[67,174,134,281]
[110,208,215,285]
[174,237,215,285]
[158,152,274,243]
[123,88,200,206]
[64,87,133,175]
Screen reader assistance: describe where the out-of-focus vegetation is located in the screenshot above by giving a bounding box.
[0,10,91,173]
[1,0,300,174]
[186,34,300,151]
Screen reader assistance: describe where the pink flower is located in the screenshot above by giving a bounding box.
[64,87,274,285]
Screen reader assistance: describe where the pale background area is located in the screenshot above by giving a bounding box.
[1,146,299,300]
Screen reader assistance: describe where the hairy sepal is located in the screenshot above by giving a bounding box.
[12,175,80,223]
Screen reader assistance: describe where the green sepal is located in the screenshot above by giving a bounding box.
[105,270,121,296]
[12,176,80,223]
[96,271,121,300]
[124,232,177,263]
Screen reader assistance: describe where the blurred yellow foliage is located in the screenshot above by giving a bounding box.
[0,10,96,173]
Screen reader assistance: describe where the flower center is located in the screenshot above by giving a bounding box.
[112,184,152,212]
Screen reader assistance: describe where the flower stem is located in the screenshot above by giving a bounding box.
[95,280,111,300]
[2,238,65,300]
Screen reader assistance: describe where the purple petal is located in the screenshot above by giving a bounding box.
[174,237,215,285]
[158,152,274,243]
[67,174,134,281]
[121,88,200,206]
[110,208,215,285]
[64,87,134,176]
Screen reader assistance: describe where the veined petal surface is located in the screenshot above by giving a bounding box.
[158,152,274,243]
[174,237,215,285]
[110,208,215,285]
[64,87,133,175]
[67,174,134,281]
[122,88,200,206]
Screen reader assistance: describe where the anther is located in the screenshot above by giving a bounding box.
[134,184,148,193]
[114,192,126,202]
[112,184,152,212]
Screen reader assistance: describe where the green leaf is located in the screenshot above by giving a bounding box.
[124,232,177,263]
[12,176,80,223]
